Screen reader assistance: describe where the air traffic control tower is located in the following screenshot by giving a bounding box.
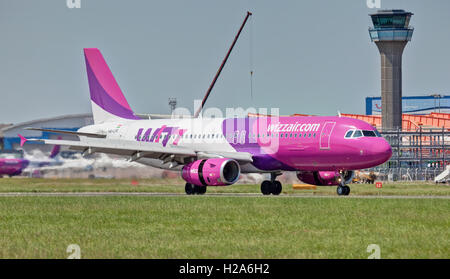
[369,9,414,131]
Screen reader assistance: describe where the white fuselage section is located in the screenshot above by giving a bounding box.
[77,118,260,172]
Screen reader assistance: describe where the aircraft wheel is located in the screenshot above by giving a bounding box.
[261,180,272,195]
[272,181,282,195]
[337,186,346,196]
[193,185,200,195]
[197,186,207,195]
[185,183,194,195]
[343,186,350,195]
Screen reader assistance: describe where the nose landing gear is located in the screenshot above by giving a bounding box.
[336,171,351,196]
[337,185,350,196]
[260,172,283,195]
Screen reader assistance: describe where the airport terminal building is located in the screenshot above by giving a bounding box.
[366,95,450,115]
[0,114,93,153]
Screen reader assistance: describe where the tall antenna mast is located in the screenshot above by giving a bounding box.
[194,11,253,118]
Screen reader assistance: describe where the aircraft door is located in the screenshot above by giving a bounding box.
[319,122,336,150]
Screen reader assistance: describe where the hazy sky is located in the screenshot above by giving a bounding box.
[1,0,449,123]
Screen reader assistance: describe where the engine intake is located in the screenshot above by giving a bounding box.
[182,158,240,186]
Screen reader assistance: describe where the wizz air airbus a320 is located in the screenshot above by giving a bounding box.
[20,48,392,195]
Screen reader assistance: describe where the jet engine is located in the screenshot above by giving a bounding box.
[182,158,240,186]
[296,171,354,186]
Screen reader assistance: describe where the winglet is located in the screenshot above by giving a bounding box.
[18,134,28,147]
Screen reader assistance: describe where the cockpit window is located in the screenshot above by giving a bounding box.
[362,130,377,137]
[345,129,382,138]
[353,130,363,138]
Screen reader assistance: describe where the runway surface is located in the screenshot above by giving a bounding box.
[0,192,448,199]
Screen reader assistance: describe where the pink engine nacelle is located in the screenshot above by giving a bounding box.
[296,171,354,186]
[182,158,240,186]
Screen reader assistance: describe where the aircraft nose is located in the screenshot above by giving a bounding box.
[373,139,392,162]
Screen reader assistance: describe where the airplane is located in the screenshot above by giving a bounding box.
[20,48,392,195]
[0,150,29,178]
[0,144,60,178]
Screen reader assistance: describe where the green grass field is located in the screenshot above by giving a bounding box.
[0,196,448,258]
[0,178,448,258]
[0,178,449,196]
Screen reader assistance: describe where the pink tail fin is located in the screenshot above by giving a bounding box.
[49,136,62,159]
[84,48,140,123]
[18,134,27,147]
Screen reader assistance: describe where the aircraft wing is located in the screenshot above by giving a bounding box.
[26,138,253,164]
[25,127,106,138]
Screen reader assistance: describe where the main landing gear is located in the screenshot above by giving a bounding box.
[260,172,283,196]
[185,183,207,195]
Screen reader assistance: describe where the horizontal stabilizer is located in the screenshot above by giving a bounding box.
[36,138,197,157]
[25,128,106,138]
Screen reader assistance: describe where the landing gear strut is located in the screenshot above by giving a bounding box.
[185,183,207,195]
[260,172,283,195]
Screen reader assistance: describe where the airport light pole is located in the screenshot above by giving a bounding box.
[431,94,442,113]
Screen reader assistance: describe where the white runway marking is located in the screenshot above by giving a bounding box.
[0,192,448,199]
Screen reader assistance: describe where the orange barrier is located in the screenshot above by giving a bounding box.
[292,184,317,190]
[341,113,420,131]
[402,119,420,131]
[290,113,315,117]
[340,113,381,127]
[430,112,450,119]
[402,114,450,129]
[341,113,450,131]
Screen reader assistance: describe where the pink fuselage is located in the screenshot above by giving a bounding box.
[128,116,392,173]
[232,116,392,172]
